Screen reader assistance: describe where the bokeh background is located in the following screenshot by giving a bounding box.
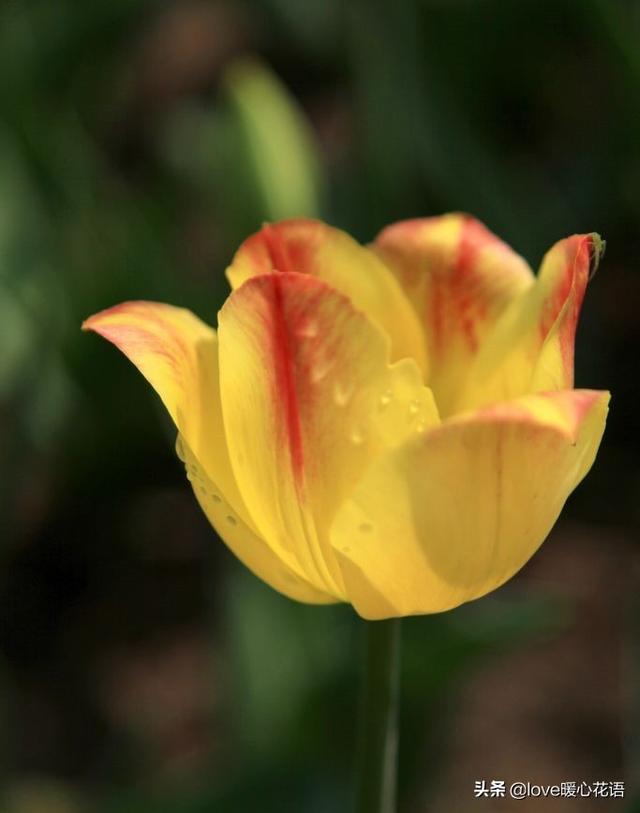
[1,0,639,811]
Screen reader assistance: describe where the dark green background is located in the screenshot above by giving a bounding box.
[1,1,638,810]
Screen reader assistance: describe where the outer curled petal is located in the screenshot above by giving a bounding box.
[82,301,332,604]
[330,389,609,619]
[457,233,604,412]
[531,234,604,391]
[373,213,534,415]
[217,272,439,598]
[226,218,428,375]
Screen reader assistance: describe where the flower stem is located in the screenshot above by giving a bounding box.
[355,617,401,813]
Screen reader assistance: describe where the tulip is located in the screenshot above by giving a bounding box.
[83,215,609,621]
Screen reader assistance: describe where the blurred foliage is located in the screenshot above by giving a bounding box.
[0,0,638,811]
[222,58,323,220]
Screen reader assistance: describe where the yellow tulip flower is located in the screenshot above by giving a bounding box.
[83,215,609,619]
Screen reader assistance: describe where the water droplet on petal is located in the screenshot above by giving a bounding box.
[379,389,393,409]
[311,357,333,383]
[416,420,427,433]
[212,493,222,503]
[333,381,353,406]
[297,318,318,338]
[408,399,420,416]
[350,427,365,445]
[226,515,237,526]
[358,522,373,533]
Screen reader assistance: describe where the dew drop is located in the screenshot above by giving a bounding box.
[358,522,373,533]
[416,420,427,433]
[379,389,393,409]
[212,493,222,503]
[297,318,318,339]
[311,357,333,383]
[350,427,365,445]
[408,399,420,416]
[226,515,237,526]
[333,381,353,407]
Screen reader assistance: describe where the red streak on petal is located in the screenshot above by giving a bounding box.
[265,274,305,483]
[428,277,446,353]
[559,238,590,377]
[538,236,591,383]
[450,217,484,351]
[243,220,322,277]
[429,217,488,354]
[263,223,294,274]
[539,249,574,340]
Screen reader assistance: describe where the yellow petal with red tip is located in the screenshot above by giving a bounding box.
[331,389,609,619]
[373,213,534,415]
[531,234,604,390]
[457,233,602,412]
[217,272,439,598]
[82,301,333,605]
[226,218,428,376]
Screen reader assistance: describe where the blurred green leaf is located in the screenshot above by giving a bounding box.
[223,58,324,222]
[223,566,352,760]
[0,293,34,397]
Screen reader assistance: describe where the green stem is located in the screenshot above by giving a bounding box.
[355,617,401,813]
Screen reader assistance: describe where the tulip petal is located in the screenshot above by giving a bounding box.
[531,234,604,390]
[226,218,428,375]
[83,301,333,604]
[456,233,603,412]
[331,389,609,619]
[373,213,534,415]
[217,272,439,598]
